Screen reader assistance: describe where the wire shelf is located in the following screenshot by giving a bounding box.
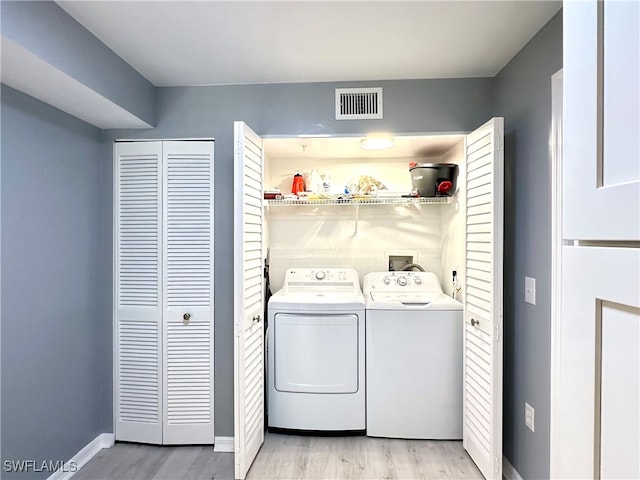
[264,196,453,207]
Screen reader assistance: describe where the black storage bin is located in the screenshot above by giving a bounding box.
[409,163,459,197]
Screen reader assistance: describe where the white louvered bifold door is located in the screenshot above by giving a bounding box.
[463,117,504,480]
[233,122,265,480]
[162,141,215,445]
[115,142,163,444]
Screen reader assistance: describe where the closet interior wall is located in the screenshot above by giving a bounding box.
[263,138,466,292]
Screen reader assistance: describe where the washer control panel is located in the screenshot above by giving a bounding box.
[364,271,442,294]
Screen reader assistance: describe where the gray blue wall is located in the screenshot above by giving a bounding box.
[105,78,494,436]
[1,3,563,476]
[493,11,563,479]
[0,85,111,478]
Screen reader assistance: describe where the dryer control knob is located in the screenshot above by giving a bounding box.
[383,277,391,285]
[414,277,422,285]
[397,276,407,286]
[315,271,326,280]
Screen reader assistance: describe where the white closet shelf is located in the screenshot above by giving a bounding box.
[264,196,453,207]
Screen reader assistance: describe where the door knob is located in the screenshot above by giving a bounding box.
[470,318,479,327]
[183,313,191,321]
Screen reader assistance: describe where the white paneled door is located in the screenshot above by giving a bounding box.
[555,1,640,478]
[115,140,214,446]
[462,117,504,480]
[233,122,265,479]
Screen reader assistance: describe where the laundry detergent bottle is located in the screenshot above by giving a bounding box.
[291,171,305,195]
[309,169,322,193]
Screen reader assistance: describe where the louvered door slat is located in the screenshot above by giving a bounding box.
[115,142,163,445]
[234,122,265,480]
[164,149,212,310]
[166,323,211,425]
[118,155,160,308]
[162,141,215,445]
[463,118,504,480]
[165,148,213,307]
[118,320,159,426]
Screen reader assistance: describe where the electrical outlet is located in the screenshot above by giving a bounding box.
[525,276,536,305]
[525,402,535,432]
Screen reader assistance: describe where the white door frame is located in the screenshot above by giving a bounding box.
[549,68,563,479]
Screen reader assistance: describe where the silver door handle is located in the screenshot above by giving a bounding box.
[183,313,191,321]
[470,318,479,327]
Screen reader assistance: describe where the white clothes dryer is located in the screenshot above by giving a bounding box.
[364,271,463,439]
[268,268,365,432]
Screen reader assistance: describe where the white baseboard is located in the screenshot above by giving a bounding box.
[503,455,524,480]
[48,433,114,480]
[213,436,234,453]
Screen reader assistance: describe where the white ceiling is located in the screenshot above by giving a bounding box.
[264,134,465,160]
[57,1,562,87]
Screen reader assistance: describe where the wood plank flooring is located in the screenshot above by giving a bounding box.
[246,434,482,480]
[73,443,233,480]
[73,433,482,480]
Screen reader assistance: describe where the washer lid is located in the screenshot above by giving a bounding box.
[369,292,438,304]
[366,292,462,311]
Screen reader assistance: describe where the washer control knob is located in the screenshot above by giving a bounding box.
[315,271,326,280]
[397,276,407,286]
[383,277,391,285]
[414,277,422,285]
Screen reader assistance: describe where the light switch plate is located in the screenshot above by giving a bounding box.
[525,276,536,305]
[525,402,535,432]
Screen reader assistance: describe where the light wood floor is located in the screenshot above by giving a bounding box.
[73,443,233,480]
[73,432,482,480]
[246,434,482,480]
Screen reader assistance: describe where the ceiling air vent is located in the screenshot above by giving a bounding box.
[335,87,383,120]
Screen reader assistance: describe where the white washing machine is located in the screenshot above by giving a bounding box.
[268,268,365,432]
[364,271,463,439]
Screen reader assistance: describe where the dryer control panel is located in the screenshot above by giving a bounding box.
[284,268,361,290]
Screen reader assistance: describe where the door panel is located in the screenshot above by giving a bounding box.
[600,303,639,479]
[114,141,163,444]
[162,141,215,444]
[234,122,265,479]
[563,0,640,240]
[558,247,640,479]
[463,117,503,480]
[602,1,639,186]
